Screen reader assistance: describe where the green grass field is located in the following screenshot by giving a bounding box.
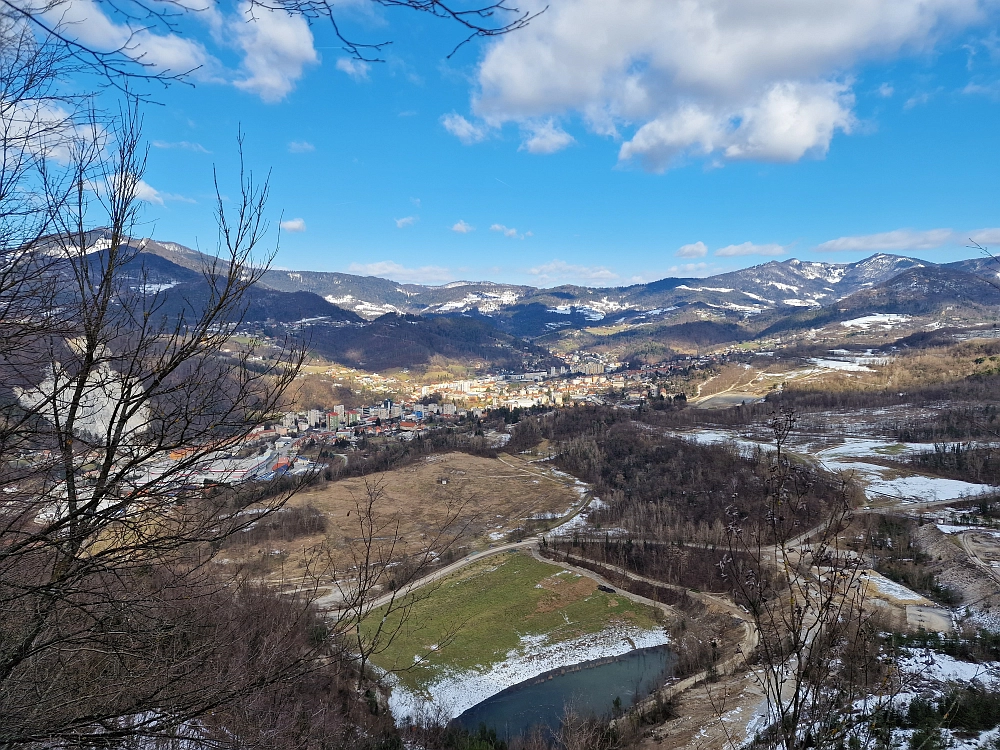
[363,551,663,694]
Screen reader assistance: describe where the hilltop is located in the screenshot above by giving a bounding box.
[65,231,1000,372]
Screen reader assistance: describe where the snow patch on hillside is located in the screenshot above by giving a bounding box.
[808,358,874,372]
[862,572,929,604]
[325,294,354,305]
[768,281,800,293]
[840,314,911,330]
[355,301,401,317]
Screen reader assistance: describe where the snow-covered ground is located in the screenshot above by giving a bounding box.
[819,458,996,503]
[387,626,669,722]
[677,429,766,454]
[862,571,929,604]
[935,524,1000,535]
[812,438,952,460]
[839,314,911,330]
[807,358,874,372]
[811,437,997,501]
[741,651,1000,748]
[676,429,1000,505]
[549,510,591,534]
[542,475,599,534]
[548,486,610,535]
[899,650,1000,687]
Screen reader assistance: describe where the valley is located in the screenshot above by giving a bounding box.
[6,4,1000,747]
[12,228,1000,750]
[108,232,999,378]
[119,230,1000,748]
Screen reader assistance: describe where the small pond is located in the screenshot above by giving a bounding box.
[453,645,674,739]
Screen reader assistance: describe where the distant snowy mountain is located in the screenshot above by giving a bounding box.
[45,233,1000,369]
[128,237,1000,332]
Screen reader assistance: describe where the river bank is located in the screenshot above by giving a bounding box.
[387,624,669,722]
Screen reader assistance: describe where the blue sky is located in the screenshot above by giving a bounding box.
[77,0,1000,286]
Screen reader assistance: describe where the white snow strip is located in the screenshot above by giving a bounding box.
[862,572,928,604]
[387,627,668,722]
[840,314,911,330]
[808,358,874,372]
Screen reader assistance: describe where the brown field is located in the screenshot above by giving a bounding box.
[223,451,587,589]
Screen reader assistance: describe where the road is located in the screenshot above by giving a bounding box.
[960,531,1000,587]
[316,533,694,622]
[315,427,988,736]
[314,538,535,613]
[316,527,759,724]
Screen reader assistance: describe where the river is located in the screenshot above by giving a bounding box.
[453,645,674,739]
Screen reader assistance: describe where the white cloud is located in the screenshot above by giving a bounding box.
[491,223,516,237]
[964,81,1000,98]
[336,58,370,81]
[878,82,895,97]
[42,0,323,102]
[410,197,421,207]
[904,91,935,109]
[89,174,193,205]
[968,228,1000,246]
[667,262,711,275]
[347,261,454,284]
[470,0,987,171]
[716,242,788,257]
[814,227,1000,252]
[152,140,210,153]
[520,120,575,154]
[815,228,954,252]
[288,141,315,153]
[676,241,708,258]
[617,82,855,170]
[721,82,854,162]
[11,100,99,165]
[44,0,217,77]
[395,216,417,228]
[491,223,529,239]
[160,192,197,204]
[136,180,164,206]
[452,220,475,233]
[231,2,319,103]
[280,218,307,233]
[441,113,488,144]
[528,260,619,283]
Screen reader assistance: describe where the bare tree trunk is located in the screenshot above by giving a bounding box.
[0,89,319,747]
[721,411,900,750]
[309,473,473,691]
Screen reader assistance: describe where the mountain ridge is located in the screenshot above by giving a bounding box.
[142,237,997,319]
[46,231,1000,370]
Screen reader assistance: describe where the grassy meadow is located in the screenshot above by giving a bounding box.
[364,551,664,694]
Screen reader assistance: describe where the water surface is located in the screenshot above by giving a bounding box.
[454,646,673,739]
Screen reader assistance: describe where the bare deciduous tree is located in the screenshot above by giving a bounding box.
[0,80,324,746]
[721,412,900,750]
[311,474,473,690]
[1,0,541,92]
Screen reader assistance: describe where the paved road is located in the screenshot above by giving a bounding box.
[315,538,535,613]
[316,528,756,662]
